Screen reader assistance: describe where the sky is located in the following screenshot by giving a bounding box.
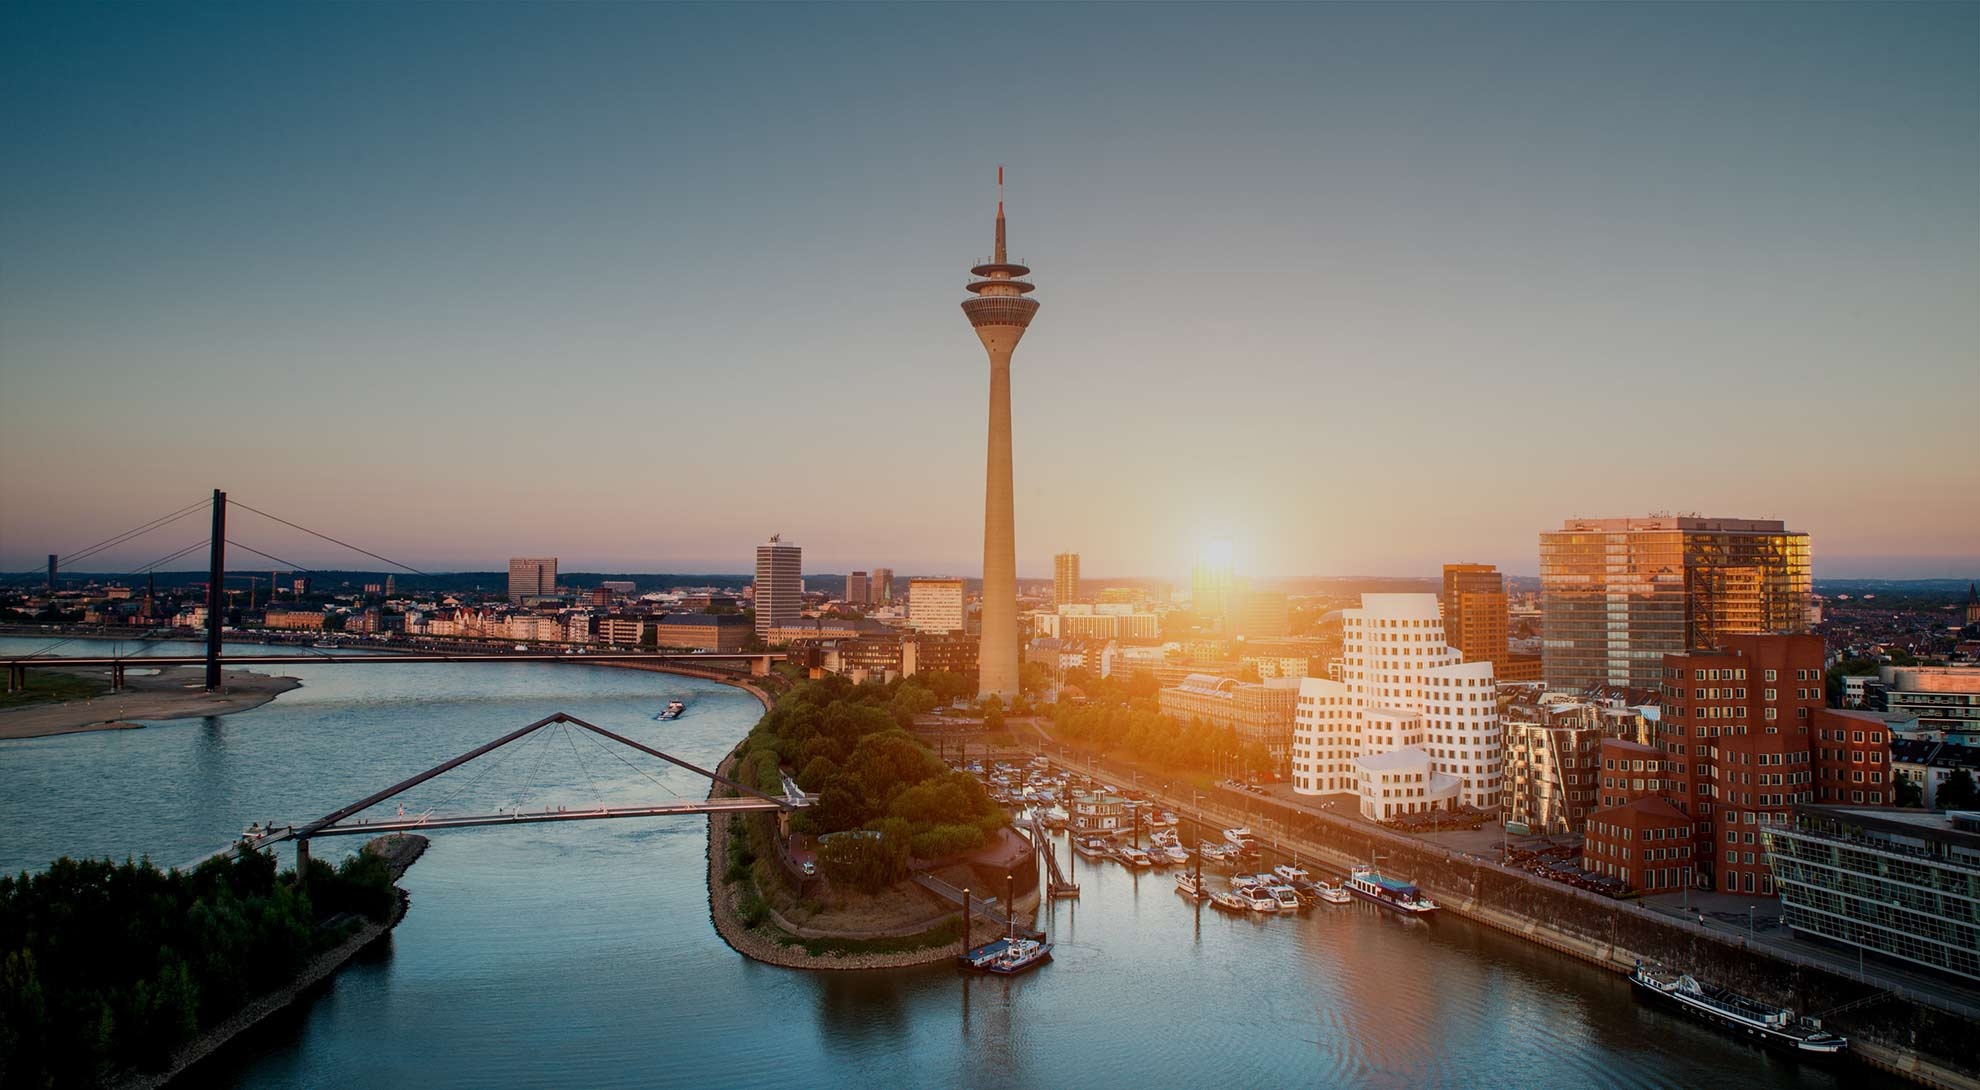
[2,3,1975,581]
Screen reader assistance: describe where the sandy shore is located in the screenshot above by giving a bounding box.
[0,666,301,740]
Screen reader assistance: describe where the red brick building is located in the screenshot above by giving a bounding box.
[1584,796,1695,894]
[1811,708,1894,806]
[1581,634,1892,897]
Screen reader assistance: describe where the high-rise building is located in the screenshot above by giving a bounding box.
[909,578,966,635]
[507,557,557,603]
[1234,590,1290,639]
[871,567,895,604]
[1540,516,1811,693]
[753,535,802,639]
[845,571,870,607]
[1191,539,1234,631]
[1442,563,1509,673]
[1291,594,1503,816]
[1053,552,1080,608]
[961,169,1038,701]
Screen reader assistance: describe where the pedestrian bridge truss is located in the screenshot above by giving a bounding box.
[193,712,809,869]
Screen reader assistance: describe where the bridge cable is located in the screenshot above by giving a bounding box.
[19,538,210,659]
[408,722,550,821]
[1,496,210,586]
[560,721,608,811]
[510,715,565,812]
[573,723,684,801]
[228,500,435,577]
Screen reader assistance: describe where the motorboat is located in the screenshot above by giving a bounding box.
[1073,836,1113,859]
[1115,845,1155,869]
[1175,871,1209,901]
[1157,843,1190,865]
[1268,885,1304,912]
[961,936,1053,976]
[1313,880,1352,904]
[1197,842,1234,863]
[1208,888,1250,913]
[1272,863,1311,885]
[655,699,686,721]
[1235,885,1279,913]
[1223,827,1258,851]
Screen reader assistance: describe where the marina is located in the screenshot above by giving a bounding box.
[0,640,1905,1089]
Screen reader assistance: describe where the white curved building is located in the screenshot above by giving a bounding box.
[1292,593,1503,819]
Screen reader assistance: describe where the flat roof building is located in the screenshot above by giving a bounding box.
[1540,517,1809,693]
[753,535,802,639]
[508,557,558,603]
[1053,553,1079,608]
[1767,806,1980,983]
[909,578,966,635]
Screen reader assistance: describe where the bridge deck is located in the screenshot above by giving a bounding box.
[4,652,767,667]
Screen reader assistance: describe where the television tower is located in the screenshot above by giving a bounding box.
[961,167,1038,700]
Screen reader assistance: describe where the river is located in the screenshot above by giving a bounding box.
[0,637,1895,1089]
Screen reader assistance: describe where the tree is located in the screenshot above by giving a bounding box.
[1936,768,1977,810]
[1895,774,1924,809]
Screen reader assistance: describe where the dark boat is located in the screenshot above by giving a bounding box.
[654,699,686,721]
[1630,962,1848,1059]
[959,935,1053,975]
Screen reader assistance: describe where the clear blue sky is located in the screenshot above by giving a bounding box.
[3,3,1975,579]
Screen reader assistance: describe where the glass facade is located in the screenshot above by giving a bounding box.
[1765,807,1980,983]
[1540,518,1810,693]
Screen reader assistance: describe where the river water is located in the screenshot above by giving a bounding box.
[0,637,1893,1089]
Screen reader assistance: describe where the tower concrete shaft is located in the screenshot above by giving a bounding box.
[961,171,1038,701]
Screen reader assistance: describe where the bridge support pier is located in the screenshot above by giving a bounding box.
[750,655,771,678]
[6,664,23,694]
[110,663,125,693]
[294,837,310,876]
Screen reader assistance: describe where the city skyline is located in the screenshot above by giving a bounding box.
[3,4,1977,580]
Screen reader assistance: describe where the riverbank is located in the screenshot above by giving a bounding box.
[106,833,430,1090]
[0,666,301,740]
[1029,748,1980,1090]
[704,740,1027,971]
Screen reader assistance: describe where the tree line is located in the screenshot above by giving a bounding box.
[0,849,396,1088]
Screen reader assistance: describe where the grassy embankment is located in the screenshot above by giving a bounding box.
[0,672,109,710]
[716,675,1005,957]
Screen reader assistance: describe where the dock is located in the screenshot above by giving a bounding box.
[1027,812,1080,899]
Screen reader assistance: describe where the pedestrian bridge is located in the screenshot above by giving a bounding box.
[191,711,810,870]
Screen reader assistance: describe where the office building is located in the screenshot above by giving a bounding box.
[1869,665,1980,738]
[1192,540,1234,631]
[1159,673,1301,770]
[870,568,895,604]
[1580,634,1892,896]
[909,578,966,634]
[1767,807,1980,983]
[1234,590,1290,640]
[961,170,1039,701]
[845,571,870,607]
[1291,594,1504,817]
[753,535,802,639]
[508,557,558,603]
[1540,516,1811,693]
[655,613,752,652]
[1442,563,1509,673]
[1054,552,1080,608]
